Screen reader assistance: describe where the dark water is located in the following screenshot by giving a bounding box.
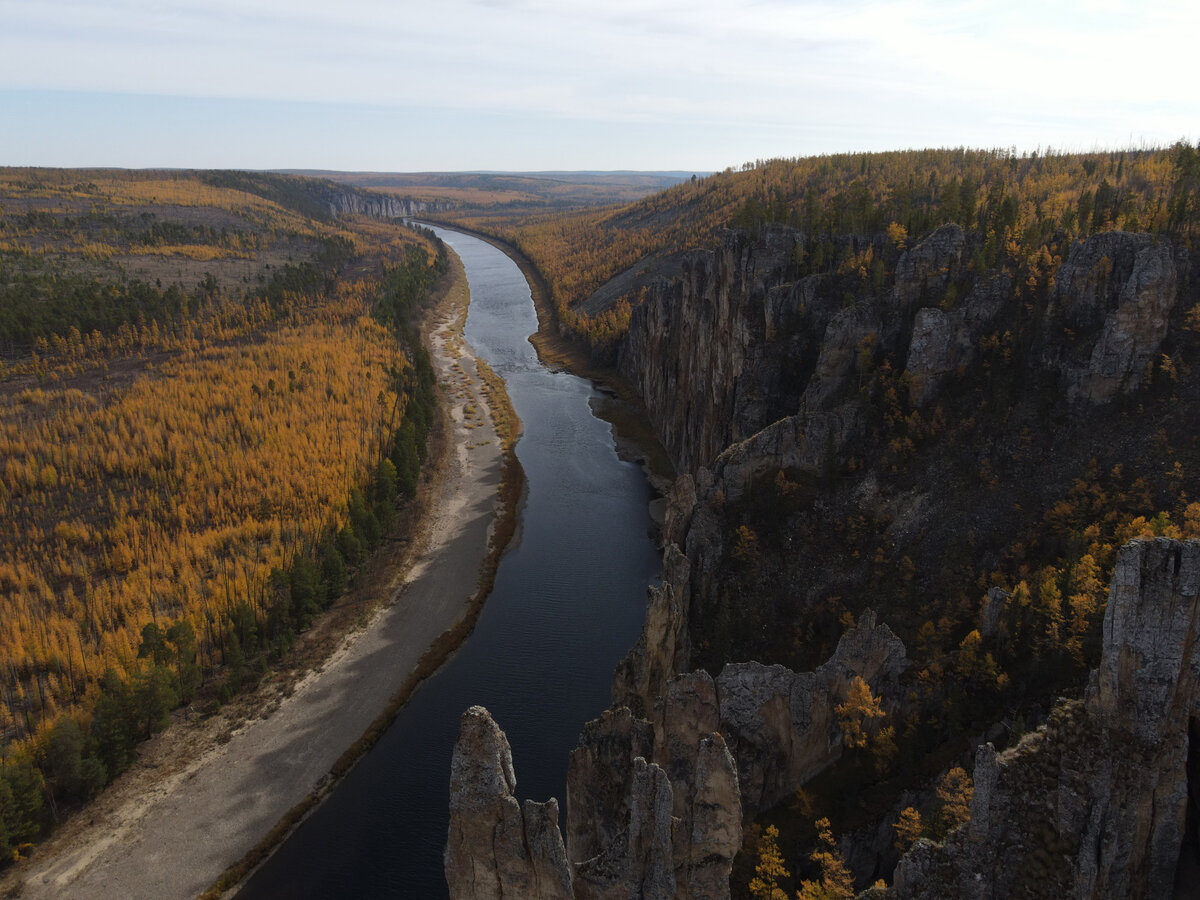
[237,228,660,898]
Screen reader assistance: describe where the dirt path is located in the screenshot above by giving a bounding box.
[5,251,507,900]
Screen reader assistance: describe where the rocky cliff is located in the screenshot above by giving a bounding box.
[447,613,907,899]
[1041,231,1184,403]
[620,226,1186,496]
[446,707,573,900]
[618,225,841,474]
[448,218,1198,897]
[893,538,1200,899]
[617,225,1195,680]
[317,185,453,220]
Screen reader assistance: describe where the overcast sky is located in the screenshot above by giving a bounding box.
[1,0,1195,172]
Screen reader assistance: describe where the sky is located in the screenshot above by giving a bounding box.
[1,0,1196,172]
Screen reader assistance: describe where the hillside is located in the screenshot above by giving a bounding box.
[0,168,444,859]
[320,170,696,211]
[444,144,1200,898]
[441,145,1199,363]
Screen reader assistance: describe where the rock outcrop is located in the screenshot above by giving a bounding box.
[449,218,1195,898]
[903,273,1009,405]
[449,611,906,899]
[618,225,838,473]
[892,538,1200,899]
[891,224,967,310]
[446,707,573,900]
[319,186,453,220]
[715,609,908,815]
[1042,231,1182,403]
[565,695,741,900]
[621,226,1187,492]
[568,613,905,896]
[566,708,656,866]
[612,543,693,718]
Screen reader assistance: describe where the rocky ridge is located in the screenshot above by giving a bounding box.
[448,220,1196,897]
[445,706,573,900]
[446,607,908,898]
[620,226,1185,500]
[893,538,1200,899]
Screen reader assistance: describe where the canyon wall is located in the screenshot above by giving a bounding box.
[448,223,1196,897]
[893,538,1200,899]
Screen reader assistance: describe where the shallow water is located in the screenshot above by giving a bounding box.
[237,228,660,898]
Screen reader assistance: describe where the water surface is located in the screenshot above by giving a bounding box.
[237,228,660,898]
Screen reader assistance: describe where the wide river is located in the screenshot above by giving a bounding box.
[238,228,661,897]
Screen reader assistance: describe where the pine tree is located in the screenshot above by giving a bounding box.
[932,767,973,839]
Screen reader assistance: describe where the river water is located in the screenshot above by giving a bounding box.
[237,228,660,898]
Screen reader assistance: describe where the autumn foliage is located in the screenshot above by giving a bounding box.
[0,168,446,856]
[440,144,1200,360]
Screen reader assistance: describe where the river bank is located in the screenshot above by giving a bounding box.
[415,219,675,490]
[233,222,662,898]
[2,248,521,899]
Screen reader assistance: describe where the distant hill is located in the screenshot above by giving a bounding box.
[276,169,702,209]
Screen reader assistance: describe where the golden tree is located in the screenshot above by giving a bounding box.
[749,824,791,900]
[796,817,854,900]
[835,676,885,749]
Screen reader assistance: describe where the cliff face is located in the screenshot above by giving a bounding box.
[612,226,1196,682]
[448,221,1198,897]
[448,542,1200,898]
[620,226,1186,497]
[1040,231,1183,403]
[618,225,840,474]
[445,707,573,900]
[597,222,1195,897]
[447,614,907,899]
[893,538,1200,899]
[318,186,453,220]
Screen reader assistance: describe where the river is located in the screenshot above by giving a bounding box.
[236,227,661,898]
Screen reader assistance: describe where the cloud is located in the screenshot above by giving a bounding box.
[0,0,1195,168]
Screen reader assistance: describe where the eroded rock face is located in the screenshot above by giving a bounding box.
[321,186,452,220]
[566,700,740,900]
[893,539,1200,899]
[708,405,863,504]
[566,708,655,865]
[1043,231,1183,403]
[680,734,743,900]
[619,225,839,474]
[450,611,910,900]
[891,224,967,310]
[612,544,693,718]
[574,757,677,900]
[446,707,572,900]
[570,613,906,899]
[903,273,1010,405]
[652,670,721,821]
[800,301,881,412]
[717,609,908,815]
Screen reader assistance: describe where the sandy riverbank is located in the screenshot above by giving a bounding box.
[3,249,516,900]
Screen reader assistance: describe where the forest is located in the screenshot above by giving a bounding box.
[0,169,446,858]
[438,144,1200,360]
